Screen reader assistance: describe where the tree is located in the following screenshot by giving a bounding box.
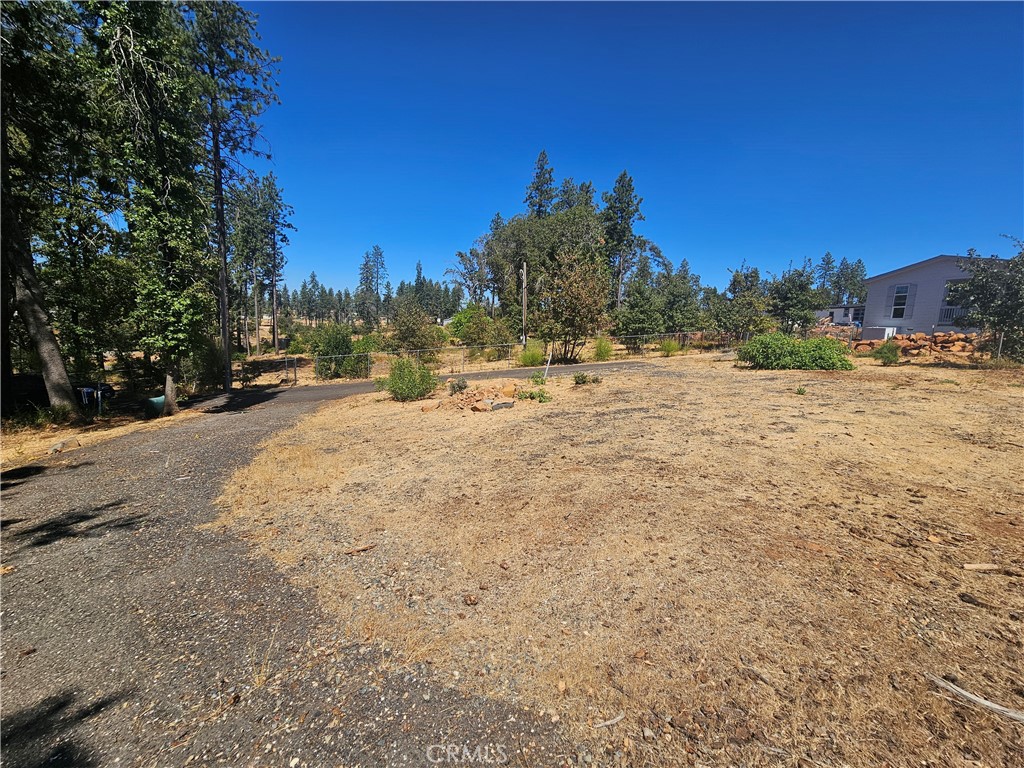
[447,247,490,307]
[659,259,704,332]
[188,0,278,390]
[97,1,215,415]
[553,177,596,213]
[535,246,608,361]
[614,252,663,349]
[524,150,556,218]
[719,264,773,335]
[601,170,644,308]
[1,1,85,415]
[948,242,1024,360]
[356,244,387,329]
[768,260,825,334]
[834,256,867,304]
[815,251,838,304]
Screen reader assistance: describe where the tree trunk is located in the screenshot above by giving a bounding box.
[252,269,260,352]
[211,102,232,392]
[242,292,251,357]
[3,218,80,415]
[271,235,279,354]
[161,359,179,416]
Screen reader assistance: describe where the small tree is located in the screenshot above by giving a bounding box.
[614,253,663,351]
[535,247,608,361]
[768,260,824,334]
[948,242,1024,361]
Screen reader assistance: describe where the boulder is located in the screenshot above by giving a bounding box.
[471,401,492,412]
[491,398,515,411]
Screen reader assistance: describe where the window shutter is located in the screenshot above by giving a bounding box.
[885,285,896,317]
[905,283,917,319]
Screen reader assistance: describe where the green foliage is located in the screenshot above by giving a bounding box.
[737,333,854,370]
[592,337,613,362]
[518,342,546,367]
[392,296,445,352]
[659,339,681,357]
[614,253,664,347]
[948,242,1024,362]
[573,372,602,385]
[179,337,226,393]
[768,260,824,333]
[2,403,76,430]
[516,387,552,403]
[448,377,468,395]
[379,357,438,402]
[872,340,901,366]
[529,371,547,385]
[795,386,807,395]
[307,323,353,378]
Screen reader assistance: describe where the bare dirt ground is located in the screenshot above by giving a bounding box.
[215,355,1024,767]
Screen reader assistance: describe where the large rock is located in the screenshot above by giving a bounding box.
[491,398,515,411]
[470,401,492,412]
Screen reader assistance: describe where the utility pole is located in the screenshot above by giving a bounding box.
[520,261,527,344]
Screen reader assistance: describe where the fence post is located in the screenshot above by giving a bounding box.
[314,355,320,382]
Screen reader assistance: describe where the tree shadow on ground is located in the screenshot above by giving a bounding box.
[0,689,131,768]
[1,461,96,493]
[8,499,146,552]
[182,384,289,413]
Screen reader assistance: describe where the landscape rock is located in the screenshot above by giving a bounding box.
[47,437,81,454]
[491,398,515,411]
[471,401,492,412]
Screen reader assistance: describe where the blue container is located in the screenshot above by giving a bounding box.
[143,395,165,418]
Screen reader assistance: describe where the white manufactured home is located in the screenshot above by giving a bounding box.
[862,255,976,336]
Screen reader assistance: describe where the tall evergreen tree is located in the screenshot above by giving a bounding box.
[188,1,278,389]
[601,170,645,309]
[524,150,556,218]
[356,245,387,329]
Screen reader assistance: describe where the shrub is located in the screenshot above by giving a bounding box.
[529,371,546,385]
[659,339,681,357]
[795,386,807,395]
[737,333,853,370]
[573,372,602,386]
[308,323,354,379]
[872,339,901,367]
[592,337,613,362]
[519,343,545,367]
[516,387,552,403]
[379,357,438,401]
[448,377,468,395]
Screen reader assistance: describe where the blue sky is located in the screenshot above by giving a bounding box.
[244,1,1023,295]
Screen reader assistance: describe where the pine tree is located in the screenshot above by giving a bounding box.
[602,171,645,309]
[524,150,556,218]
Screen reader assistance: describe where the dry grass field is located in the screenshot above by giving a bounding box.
[214,355,1024,767]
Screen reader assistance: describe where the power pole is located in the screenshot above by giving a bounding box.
[520,261,527,344]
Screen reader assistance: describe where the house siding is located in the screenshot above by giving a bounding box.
[863,257,975,334]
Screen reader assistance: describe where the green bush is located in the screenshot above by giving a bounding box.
[519,342,545,367]
[659,339,681,357]
[308,323,354,379]
[592,337,613,362]
[448,377,468,395]
[872,339,901,367]
[529,371,547,385]
[516,387,552,403]
[379,357,438,401]
[573,372,602,386]
[737,333,854,371]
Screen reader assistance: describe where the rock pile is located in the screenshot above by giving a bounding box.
[853,332,980,357]
[420,379,520,412]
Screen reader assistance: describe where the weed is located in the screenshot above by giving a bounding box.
[978,356,1023,370]
[659,339,681,357]
[795,386,807,395]
[529,371,547,386]
[448,377,469,395]
[518,342,545,367]
[379,357,438,402]
[2,404,76,431]
[592,337,613,362]
[573,372,603,386]
[872,340,901,367]
[937,378,960,386]
[516,388,552,403]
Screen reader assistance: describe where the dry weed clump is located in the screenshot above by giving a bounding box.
[215,358,1024,766]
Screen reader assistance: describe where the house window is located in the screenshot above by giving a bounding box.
[852,307,864,324]
[891,285,909,318]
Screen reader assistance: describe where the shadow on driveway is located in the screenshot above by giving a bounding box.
[0,689,132,768]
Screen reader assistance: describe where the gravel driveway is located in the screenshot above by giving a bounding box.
[1,384,576,767]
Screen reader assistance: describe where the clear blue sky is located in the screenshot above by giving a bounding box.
[244,1,1023,295]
